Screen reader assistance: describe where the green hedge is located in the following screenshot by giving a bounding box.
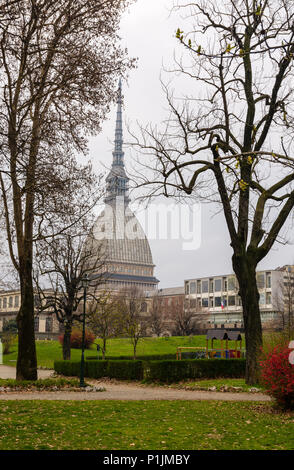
[86,353,194,361]
[144,359,246,383]
[54,358,245,382]
[54,360,144,381]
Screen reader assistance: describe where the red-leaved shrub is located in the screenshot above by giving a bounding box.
[260,344,294,409]
[58,328,95,350]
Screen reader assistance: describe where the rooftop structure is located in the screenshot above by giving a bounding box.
[89,80,159,292]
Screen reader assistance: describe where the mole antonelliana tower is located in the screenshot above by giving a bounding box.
[90,79,158,292]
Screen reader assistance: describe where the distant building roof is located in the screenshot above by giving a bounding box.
[158,287,185,296]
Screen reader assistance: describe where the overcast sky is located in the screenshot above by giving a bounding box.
[88,0,294,289]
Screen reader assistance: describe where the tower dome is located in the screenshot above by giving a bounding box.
[90,80,159,292]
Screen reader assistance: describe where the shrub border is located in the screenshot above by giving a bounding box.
[54,358,245,382]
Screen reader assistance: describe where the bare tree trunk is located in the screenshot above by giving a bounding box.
[16,259,37,381]
[233,255,263,385]
[63,322,72,361]
[102,338,106,360]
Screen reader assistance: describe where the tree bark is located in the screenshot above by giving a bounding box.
[102,338,106,360]
[63,322,72,361]
[16,259,37,381]
[233,253,263,385]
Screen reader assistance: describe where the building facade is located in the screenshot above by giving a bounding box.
[184,265,294,330]
[0,290,60,339]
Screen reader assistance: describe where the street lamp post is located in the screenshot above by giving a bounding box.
[80,273,90,388]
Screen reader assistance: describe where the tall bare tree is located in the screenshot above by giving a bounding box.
[132,0,294,383]
[0,0,135,379]
[34,221,106,361]
[147,292,167,337]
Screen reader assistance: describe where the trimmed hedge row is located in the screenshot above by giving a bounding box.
[54,360,144,381]
[86,352,197,361]
[144,359,246,383]
[54,358,246,382]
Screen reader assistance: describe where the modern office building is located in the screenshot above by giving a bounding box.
[184,265,294,330]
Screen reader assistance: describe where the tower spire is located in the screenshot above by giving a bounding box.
[104,79,130,205]
[113,77,123,165]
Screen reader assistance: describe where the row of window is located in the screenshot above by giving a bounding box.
[0,296,19,309]
[106,280,155,289]
[34,317,53,333]
[185,273,272,295]
[188,292,272,309]
[105,265,153,276]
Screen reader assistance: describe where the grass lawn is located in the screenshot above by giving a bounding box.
[3,335,228,369]
[169,378,264,393]
[0,400,293,450]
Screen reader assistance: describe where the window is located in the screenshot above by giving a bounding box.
[9,297,13,308]
[197,281,201,294]
[228,277,235,291]
[257,273,265,289]
[202,298,208,308]
[202,280,209,293]
[3,298,7,309]
[228,295,236,306]
[185,282,189,295]
[259,293,265,305]
[223,278,228,291]
[34,317,39,332]
[214,297,222,307]
[266,273,271,288]
[266,292,272,305]
[14,296,19,308]
[209,280,214,293]
[45,317,53,333]
[190,282,196,294]
[214,279,222,292]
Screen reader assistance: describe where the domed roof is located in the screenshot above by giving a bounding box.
[91,202,154,266]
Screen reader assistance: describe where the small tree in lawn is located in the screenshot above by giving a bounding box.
[117,286,147,360]
[148,292,167,337]
[87,291,122,359]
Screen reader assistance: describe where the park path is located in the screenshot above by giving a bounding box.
[0,366,271,402]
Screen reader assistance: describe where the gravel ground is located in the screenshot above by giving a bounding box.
[0,367,272,401]
[0,365,54,380]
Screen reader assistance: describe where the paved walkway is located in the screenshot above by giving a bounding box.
[0,366,271,401]
[0,365,54,380]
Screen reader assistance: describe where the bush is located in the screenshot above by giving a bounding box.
[58,328,95,350]
[260,344,294,409]
[2,319,18,334]
[54,358,245,382]
[86,352,197,361]
[54,360,143,381]
[1,332,17,355]
[106,361,144,380]
[144,359,246,383]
